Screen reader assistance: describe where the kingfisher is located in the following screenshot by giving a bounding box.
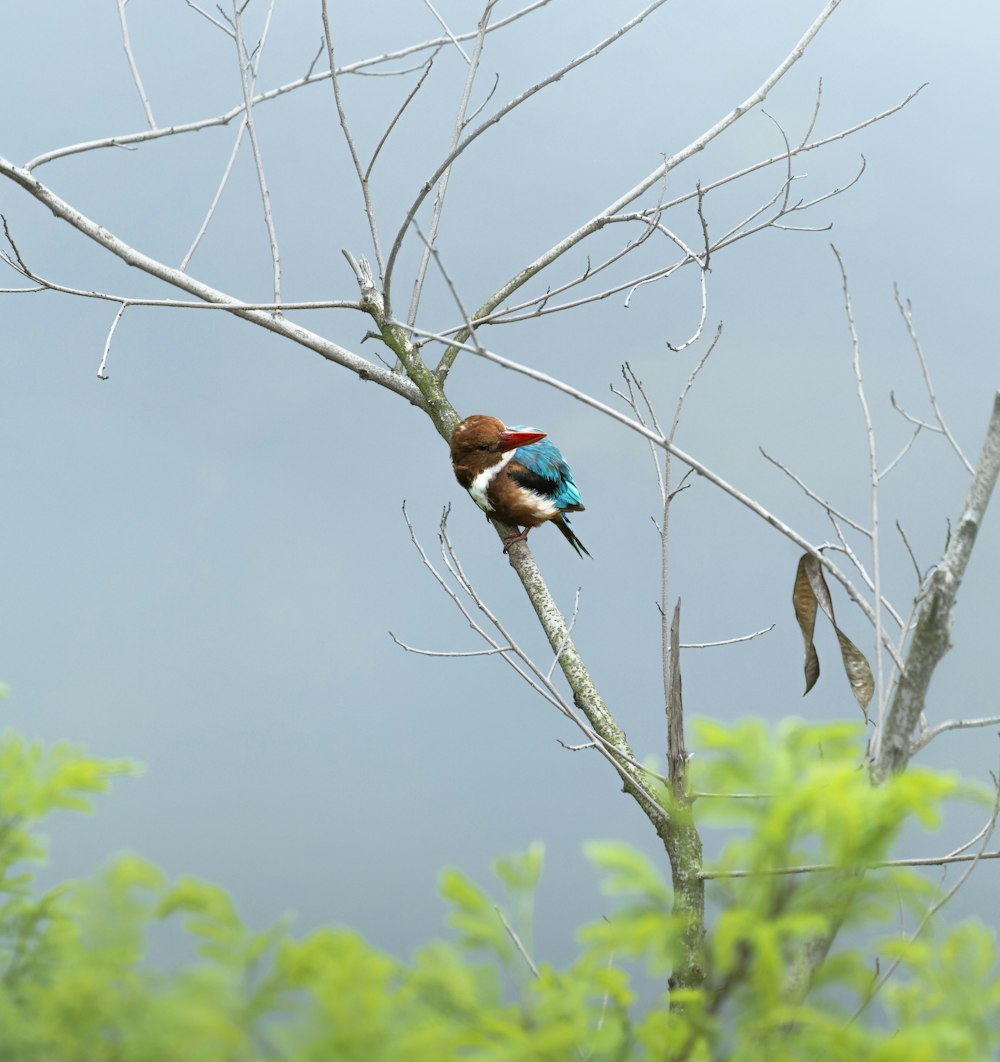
[450,414,591,557]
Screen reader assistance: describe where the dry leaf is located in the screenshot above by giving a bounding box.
[792,553,874,719]
[792,555,820,695]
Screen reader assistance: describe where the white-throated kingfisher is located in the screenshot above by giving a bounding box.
[450,414,591,557]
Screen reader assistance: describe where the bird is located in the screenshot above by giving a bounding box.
[449,414,591,557]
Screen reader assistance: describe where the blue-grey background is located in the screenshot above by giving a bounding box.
[2,1,997,968]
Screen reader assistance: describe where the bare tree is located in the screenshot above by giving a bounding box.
[2,0,997,1021]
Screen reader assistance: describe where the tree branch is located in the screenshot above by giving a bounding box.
[872,392,1000,780]
[0,159,424,407]
[432,0,846,373]
[116,0,156,129]
[23,1,556,172]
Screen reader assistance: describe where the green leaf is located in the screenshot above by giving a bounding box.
[584,840,672,904]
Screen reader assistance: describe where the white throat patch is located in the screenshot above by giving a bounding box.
[468,449,516,512]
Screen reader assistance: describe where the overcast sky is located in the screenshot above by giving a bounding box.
[2,1,998,971]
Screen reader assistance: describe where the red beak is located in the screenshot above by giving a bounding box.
[497,429,546,452]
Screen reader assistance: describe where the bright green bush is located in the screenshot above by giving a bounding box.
[0,719,996,1060]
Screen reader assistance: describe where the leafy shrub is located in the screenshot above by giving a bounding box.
[0,720,996,1060]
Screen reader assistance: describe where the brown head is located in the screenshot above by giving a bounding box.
[449,415,546,486]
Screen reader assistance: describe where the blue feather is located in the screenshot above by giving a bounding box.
[508,428,583,513]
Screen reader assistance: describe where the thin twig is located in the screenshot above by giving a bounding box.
[232,0,281,303]
[759,446,870,537]
[388,637,510,658]
[849,777,1000,1022]
[179,116,248,271]
[833,244,885,720]
[909,714,1000,757]
[874,392,1000,779]
[546,588,581,683]
[889,391,939,433]
[680,625,775,649]
[703,848,1000,880]
[423,0,472,63]
[665,267,708,353]
[365,58,436,182]
[495,906,540,979]
[894,285,974,474]
[403,320,904,664]
[183,0,234,35]
[1,243,360,311]
[14,2,675,174]
[398,506,673,817]
[895,520,923,585]
[454,90,910,332]
[466,155,859,329]
[322,0,385,279]
[117,0,157,129]
[406,0,497,328]
[97,304,127,380]
[383,0,676,314]
[878,418,922,479]
[429,0,857,356]
[0,161,423,404]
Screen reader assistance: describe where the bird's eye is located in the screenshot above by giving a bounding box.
[478,443,492,451]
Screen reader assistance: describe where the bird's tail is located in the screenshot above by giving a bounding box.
[554,515,591,558]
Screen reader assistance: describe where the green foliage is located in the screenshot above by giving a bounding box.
[0,719,997,1060]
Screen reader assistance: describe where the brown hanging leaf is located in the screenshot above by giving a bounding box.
[835,629,876,717]
[792,556,820,695]
[791,553,874,720]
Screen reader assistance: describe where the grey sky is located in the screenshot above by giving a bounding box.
[2,1,998,968]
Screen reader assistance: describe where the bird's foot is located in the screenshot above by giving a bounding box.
[501,528,531,554]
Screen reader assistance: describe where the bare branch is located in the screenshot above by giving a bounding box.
[365,58,435,182]
[909,714,1000,757]
[1,234,361,312]
[230,0,281,303]
[183,0,234,36]
[383,0,676,312]
[322,0,385,279]
[0,157,423,405]
[873,392,1000,780]
[388,636,510,659]
[411,222,487,358]
[759,446,870,538]
[800,77,824,146]
[304,38,325,80]
[889,391,938,433]
[178,115,248,272]
[680,625,775,649]
[398,506,672,826]
[545,588,581,684]
[425,0,851,363]
[117,0,157,129]
[406,320,900,658]
[24,1,556,172]
[702,848,1000,880]
[895,520,924,585]
[97,304,126,380]
[180,0,277,275]
[894,285,975,475]
[833,244,886,715]
[407,1,497,328]
[422,0,472,63]
[850,775,1000,1021]
[878,416,922,479]
[459,153,863,333]
[495,906,540,979]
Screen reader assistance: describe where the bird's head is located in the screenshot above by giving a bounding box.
[450,415,546,472]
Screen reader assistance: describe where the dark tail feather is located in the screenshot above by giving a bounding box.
[554,515,591,558]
